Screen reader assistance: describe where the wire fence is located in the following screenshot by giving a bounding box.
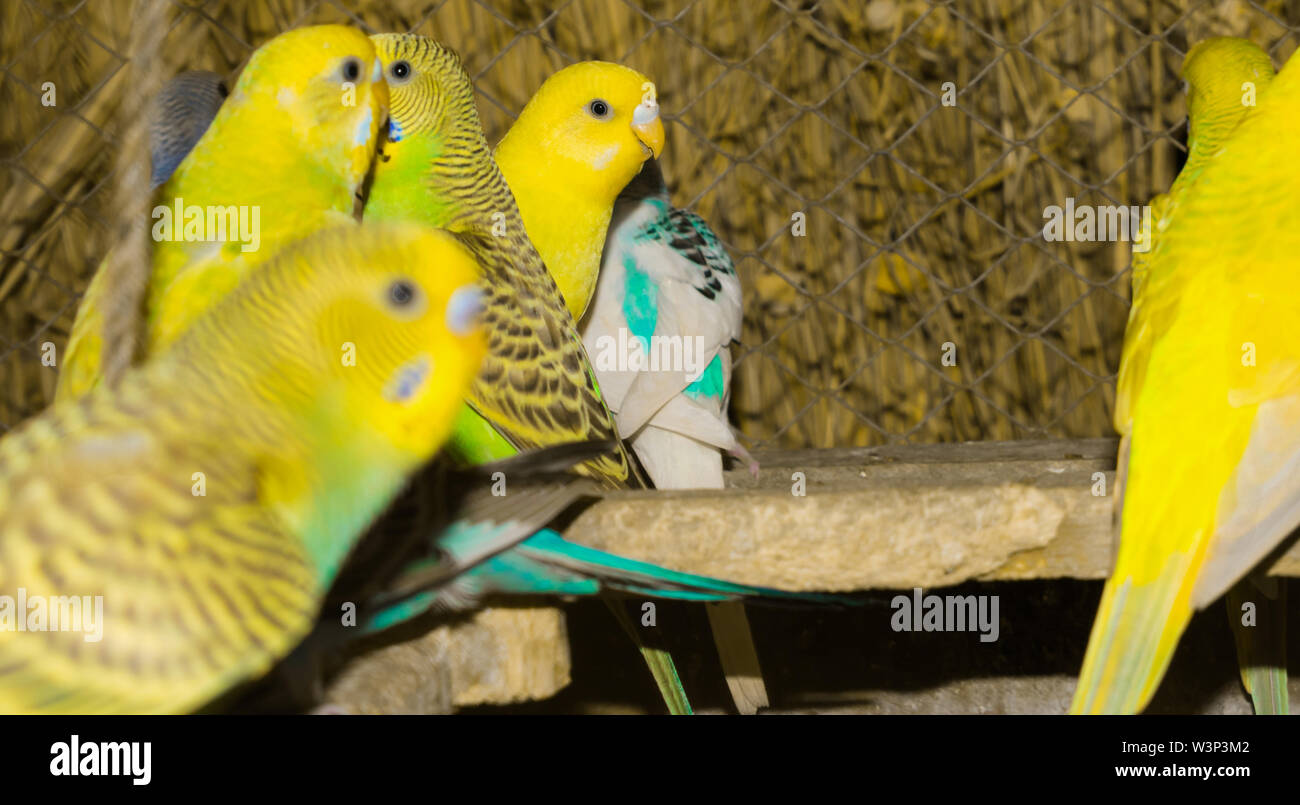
[2,0,1298,449]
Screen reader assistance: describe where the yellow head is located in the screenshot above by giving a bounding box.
[498,61,665,202]
[201,24,389,196]
[365,34,494,228]
[174,224,486,461]
[1181,37,1274,137]
[370,34,479,142]
[308,227,486,455]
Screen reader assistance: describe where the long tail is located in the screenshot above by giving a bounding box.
[361,523,843,609]
[505,530,842,603]
[480,529,835,715]
[1070,561,1196,714]
[363,526,845,712]
[604,599,692,714]
[1227,578,1288,715]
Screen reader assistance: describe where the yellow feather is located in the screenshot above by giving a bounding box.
[58,25,388,401]
[0,223,485,713]
[1073,38,1300,713]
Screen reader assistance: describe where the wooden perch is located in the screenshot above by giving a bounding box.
[566,437,1300,585]
[324,438,1300,711]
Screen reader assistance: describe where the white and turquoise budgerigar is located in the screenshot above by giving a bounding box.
[584,159,753,484]
[582,158,765,712]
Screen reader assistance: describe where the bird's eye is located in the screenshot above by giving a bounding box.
[342,57,363,83]
[587,99,611,119]
[388,279,418,308]
[390,60,412,82]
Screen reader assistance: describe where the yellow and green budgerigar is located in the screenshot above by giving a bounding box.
[364,35,659,486]
[0,223,487,714]
[495,60,665,321]
[364,35,717,712]
[1072,37,1300,714]
[57,24,388,401]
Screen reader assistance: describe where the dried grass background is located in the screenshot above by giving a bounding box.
[1,0,1298,449]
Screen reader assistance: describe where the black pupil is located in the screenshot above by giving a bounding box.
[343,59,361,81]
[392,62,410,79]
[590,100,608,117]
[389,280,414,306]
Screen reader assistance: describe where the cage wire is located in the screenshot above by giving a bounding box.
[1,0,1298,450]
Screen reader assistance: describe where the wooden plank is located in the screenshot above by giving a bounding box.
[327,438,1300,711]
[323,608,570,714]
[563,438,1300,587]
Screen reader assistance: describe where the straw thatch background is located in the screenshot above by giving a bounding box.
[2,0,1298,449]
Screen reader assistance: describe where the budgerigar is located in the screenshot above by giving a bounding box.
[1072,37,1300,714]
[581,159,749,484]
[365,35,657,486]
[58,24,388,400]
[1103,36,1280,714]
[1175,39,1287,717]
[0,223,486,714]
[578,158,765,713]
[149,70,227,190]
[363,36,790,714]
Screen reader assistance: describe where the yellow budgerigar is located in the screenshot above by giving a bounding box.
[0,223,486,714]
[1072,37,1300,714]
[495,60,664,321]
[57,24,388,400]
[1128,38,1287,716]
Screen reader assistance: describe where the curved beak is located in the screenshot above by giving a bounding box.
[632,99,664,159]
[446,285,486,336]
[370,57,390,124]
[352,59,390,178]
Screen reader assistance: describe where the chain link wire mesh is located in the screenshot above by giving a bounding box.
[2,0,1298,449]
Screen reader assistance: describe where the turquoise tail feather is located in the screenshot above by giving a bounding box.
[363,527,844,633]
[511,529,841,603]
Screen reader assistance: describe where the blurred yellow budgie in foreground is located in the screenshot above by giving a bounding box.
[58,24,388,400]
[1073,37,1298,714]
[0,224,486,713]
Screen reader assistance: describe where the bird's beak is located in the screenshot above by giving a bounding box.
[632,99,664,160]
[371,58,391,118]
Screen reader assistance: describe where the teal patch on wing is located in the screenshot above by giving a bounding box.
[684,352,725,400]
[622,256,659,350]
